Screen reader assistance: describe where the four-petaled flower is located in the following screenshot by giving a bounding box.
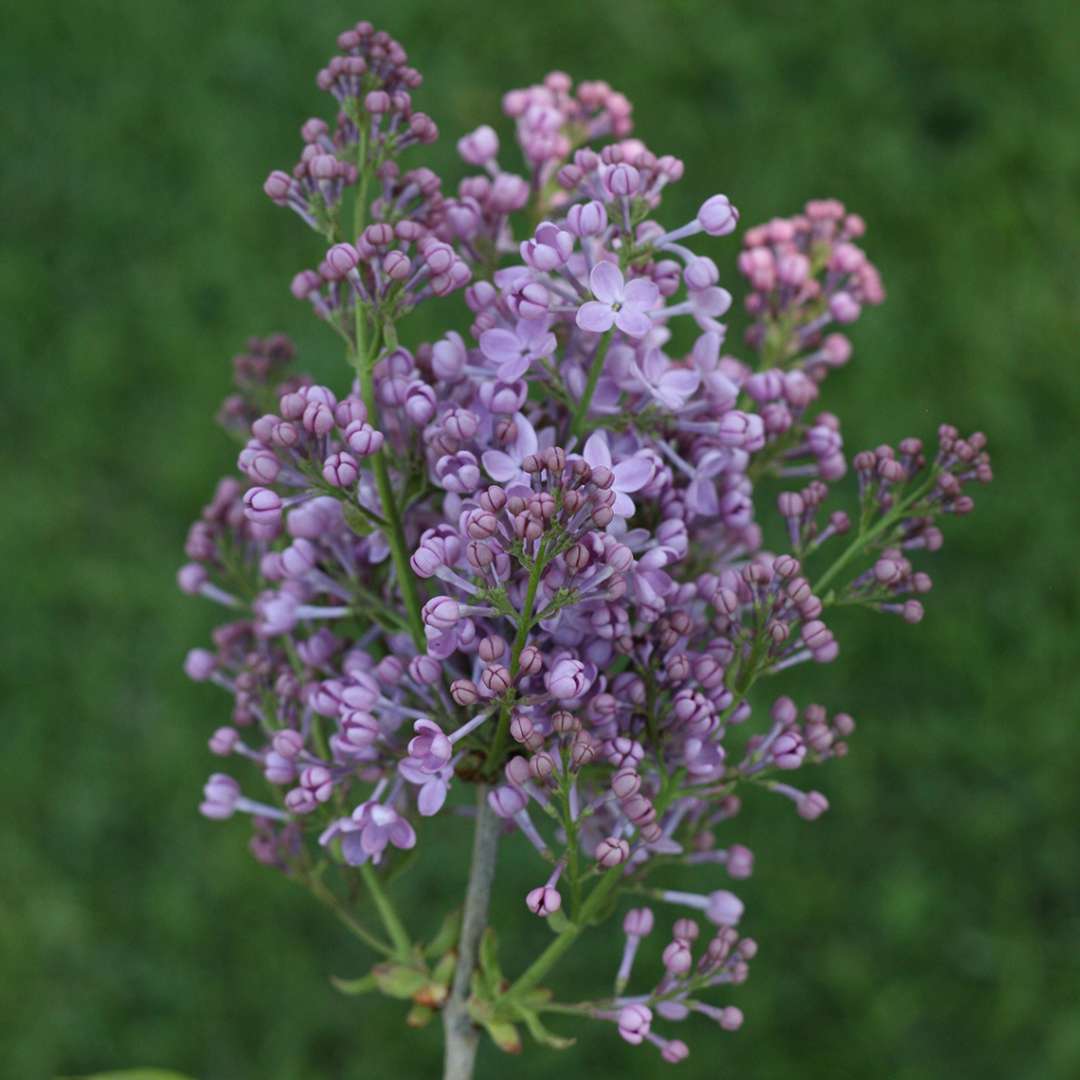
[398,759,453,816]
[576,262,659,339]
[582,431,654,518]
[319,801,417,865]
[479,317,557,381]
[481,411,543,487]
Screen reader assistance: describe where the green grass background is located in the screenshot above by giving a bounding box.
[3,0,1079,1077]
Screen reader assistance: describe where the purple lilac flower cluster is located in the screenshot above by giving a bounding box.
[180,20,992,1068]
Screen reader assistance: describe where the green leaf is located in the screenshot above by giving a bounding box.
[518,987,553,1010]
[477,927,503,993]
[342,501,375,536]
[481,1018,522,1054]
[371,962,429,999]
[405,1004,435,1028]
[424,908,462,959]
[519,1007,577,1050]
[431,951,457,988]
[329,972,378,996]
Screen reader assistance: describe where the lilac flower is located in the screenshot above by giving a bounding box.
[576,262,659,338]
[398,758,453,816]
[184,23,993,1069]
[546,657,592,700]
[626,349,701,410]
[618,1004,653,1045]
[481,412,540,486]
[321,801,417,865]
[405,718,452,772]
[581,431,653,517]
[479,317,557,381]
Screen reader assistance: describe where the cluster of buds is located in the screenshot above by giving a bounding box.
[738,199,884,372]
[181,19,992,1070]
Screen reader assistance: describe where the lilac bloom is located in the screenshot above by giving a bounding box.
[319,801,417,865]
[481,411,539,486]
[399,758,452,816]
[634,350,701,410]
[582,431,653,518]
[479,317,557,381]
[576,262,659,339]
[684,449,734,517]
[690,284,733,332]
[406,718,452,772]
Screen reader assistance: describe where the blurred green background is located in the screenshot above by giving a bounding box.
[4,0,1079,1077]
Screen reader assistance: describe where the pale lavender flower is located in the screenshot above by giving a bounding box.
[576,262,659,338]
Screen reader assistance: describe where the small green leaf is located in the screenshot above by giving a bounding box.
[414,978,449,1009]
[482,1019,523,1054]
[519,1007,577,1050]
[478,927,503,987]
[342,501,375,536]
[329,972,378,996]
[518,987,553,1010]
[424,908,462,959]
[406,1004,435,1028]
[431,951,457,987]
[371,962,429,999]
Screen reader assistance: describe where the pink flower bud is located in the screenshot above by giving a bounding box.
[595,836,630,868]
[525,885,562,917]
[697,193,739,236]
[618,1003,652,1045]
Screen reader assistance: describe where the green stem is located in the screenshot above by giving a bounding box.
[351,312,426,650]
[502,866,622,1004]
[569,331,613,441]
[306,871,394,957]
[359,862,413,960]
[485,540,547,774]
[346,131,426,647]
[813,476,935,595]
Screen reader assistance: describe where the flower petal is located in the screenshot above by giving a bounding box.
[533,331,557,359]
[615,306,653,338]
[513,413,539,458]
[481,450,522,483]
[498,354,531,381]
[612,490,637,518]
[389,818,417,849]
[692,286,733,318]
[613,455,653,493]
[623,277,660,308]
[479,327,521,365]
[582,431,612,469]
[589,260,624,304]
[342,831,371,865]
[517,316,552,346]
[687,477,719,516]
[418,780,447,817]
[576,301,615,334]
[657,369,701,408]
[360,824,387,855]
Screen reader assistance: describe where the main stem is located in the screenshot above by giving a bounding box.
[352,311,426,650]
[569,331,613,441]
[443,785,500,1080]
[484,540,547,775]
[349,143,425,650]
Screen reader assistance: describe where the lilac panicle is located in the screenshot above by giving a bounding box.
[181,17,992,1067]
